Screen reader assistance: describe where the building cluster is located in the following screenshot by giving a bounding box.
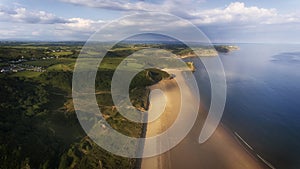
[0,55,55,74]
[0,64,45,73]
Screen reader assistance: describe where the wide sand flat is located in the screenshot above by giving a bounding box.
[141,70,267,169]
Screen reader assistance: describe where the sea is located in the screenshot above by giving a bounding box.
[188,43,300,169]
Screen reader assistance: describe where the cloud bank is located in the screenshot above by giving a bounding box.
[190,2,300,25]
[0,5,70,24]
[1,1,300,42]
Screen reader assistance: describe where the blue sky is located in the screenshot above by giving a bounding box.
[0,0,300,43]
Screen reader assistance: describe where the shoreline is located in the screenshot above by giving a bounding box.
[141,69,187,169]
[141,69,269,169]
[221,122,275,169]
[178,45,239,59]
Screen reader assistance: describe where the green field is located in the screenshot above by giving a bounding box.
[23,58,75,67]
[11,71,43,78]
[50,51,73,57]
[47,64,74,71]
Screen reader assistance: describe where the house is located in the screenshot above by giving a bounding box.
[0,68,10,73]
[11,67,25,73]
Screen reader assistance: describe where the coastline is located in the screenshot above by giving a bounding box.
[178,45,239,59]
[141,69,187,169]
[141,69,268,169]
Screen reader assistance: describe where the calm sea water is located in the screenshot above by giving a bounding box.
[190,44,300,169]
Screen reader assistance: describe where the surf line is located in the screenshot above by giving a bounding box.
[256,154,276,169]
[234,131,276,169]
[234,132,254,150]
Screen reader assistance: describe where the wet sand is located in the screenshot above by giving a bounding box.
[141,70,268,169]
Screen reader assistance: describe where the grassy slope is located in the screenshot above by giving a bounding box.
[0,44,170,169]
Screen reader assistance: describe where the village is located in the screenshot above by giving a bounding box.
[0,56,49,73]
[0,45,78,74]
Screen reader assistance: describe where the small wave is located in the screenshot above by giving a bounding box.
[234,132,254,150]
[256,154,276,169]
[234,131,276,169]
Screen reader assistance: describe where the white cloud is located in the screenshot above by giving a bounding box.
[60,0,156,11]
[190,2,300,25]
[51,18,106,40]
[59,1,300,26]
[62,18,105,30]
[1,1,300,42]
[0,5,70,24]
[0,5,106,40]
[60,0,203,15]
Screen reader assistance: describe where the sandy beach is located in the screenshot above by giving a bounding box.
[141,70,268,169]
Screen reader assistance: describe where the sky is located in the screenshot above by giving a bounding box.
[0,0,300,43]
